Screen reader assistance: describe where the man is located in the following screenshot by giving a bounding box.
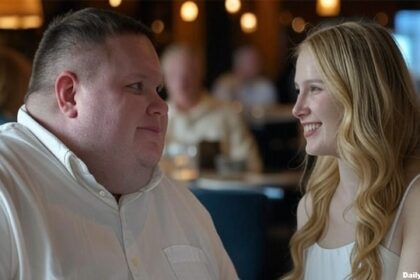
[0,8,237,279]
[161,43,262,174]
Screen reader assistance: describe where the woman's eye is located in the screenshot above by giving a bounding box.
[310,86,322,93]
[294,88,300,95]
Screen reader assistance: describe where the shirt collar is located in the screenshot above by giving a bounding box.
[17,106,162,197]
[17,106,76,173]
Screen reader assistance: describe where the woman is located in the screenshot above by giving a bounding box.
[284,21,420,280]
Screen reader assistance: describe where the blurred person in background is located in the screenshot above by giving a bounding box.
[161,43,262,174]
[283,21,420,280]
[212,44,277,116]
[0,46,31,123]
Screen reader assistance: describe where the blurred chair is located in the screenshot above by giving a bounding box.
[0,46,31,123]
[191,188,268,280]
[251,120,301,172]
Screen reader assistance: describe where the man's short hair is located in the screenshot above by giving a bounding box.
[26,7,154,102]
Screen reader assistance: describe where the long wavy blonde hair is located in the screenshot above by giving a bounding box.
[283,21,420,280]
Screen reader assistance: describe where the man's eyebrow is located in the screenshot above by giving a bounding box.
[304,79,324,84]
[130,73,163,87]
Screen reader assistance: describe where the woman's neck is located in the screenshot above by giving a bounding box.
[337,160,360,199]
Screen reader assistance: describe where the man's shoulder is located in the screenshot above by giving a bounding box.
[155,175,197,203]
[0,122,32,148]
[0,122,43,149]
[0,122,50,176]
[154,175,213,220]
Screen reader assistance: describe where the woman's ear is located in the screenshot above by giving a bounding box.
[55,71,79,118]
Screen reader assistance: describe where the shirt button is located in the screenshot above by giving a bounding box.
[99,190,106,197]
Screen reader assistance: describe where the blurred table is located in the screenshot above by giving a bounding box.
[195,170,301,190]
[190,170,302,201]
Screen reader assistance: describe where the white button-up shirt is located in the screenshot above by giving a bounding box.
[0,107,237,280]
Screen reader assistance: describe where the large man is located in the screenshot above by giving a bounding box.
[0,8,237,279]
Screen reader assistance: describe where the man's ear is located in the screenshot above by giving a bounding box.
[55,71,79,118]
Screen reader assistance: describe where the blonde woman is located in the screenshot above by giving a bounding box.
[284,21,420,280]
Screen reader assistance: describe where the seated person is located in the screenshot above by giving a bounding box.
[212,44,277,115]
[161,43,262,173]
[0,8,238,279]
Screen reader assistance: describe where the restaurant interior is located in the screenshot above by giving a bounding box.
[1,0,419,279]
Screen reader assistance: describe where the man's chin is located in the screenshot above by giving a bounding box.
[138,153,163,169]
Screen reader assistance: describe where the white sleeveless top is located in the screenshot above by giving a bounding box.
[304,174,420,280]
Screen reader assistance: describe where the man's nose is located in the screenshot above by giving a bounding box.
[148,92,168,116]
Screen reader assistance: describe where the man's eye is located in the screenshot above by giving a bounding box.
[128,82,144,91]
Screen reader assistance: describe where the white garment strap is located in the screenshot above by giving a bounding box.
[386,174,420,248]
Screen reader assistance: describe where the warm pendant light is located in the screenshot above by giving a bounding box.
[240,12,257,33]
[0,0,43,29]
[225,0,241,14]
[109,0,122,8]
[316,0,340,17]
[180,1,199,22]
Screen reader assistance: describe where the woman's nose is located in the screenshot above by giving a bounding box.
[292,94,309,120]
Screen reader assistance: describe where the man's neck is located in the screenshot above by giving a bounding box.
[112,193,122,203]
[81,155,155,196]
[104,167,154,195]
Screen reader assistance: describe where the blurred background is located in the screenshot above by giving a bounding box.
[1,0,419,96]
[1,1,419,279]
[1,1,419,170]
